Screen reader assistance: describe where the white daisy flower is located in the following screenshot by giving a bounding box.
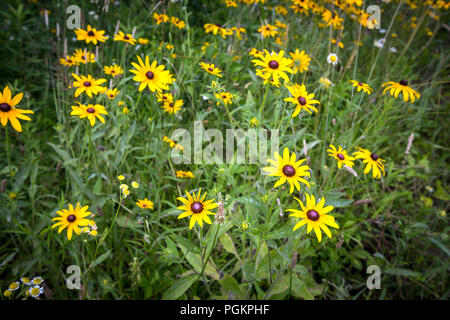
[8,281,20,291]
[327,53,338,66]
[29,286,43,299]
[32,276,44,285]
[21,277,32,286]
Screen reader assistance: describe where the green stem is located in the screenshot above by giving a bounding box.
[4,127,12,176]
[259,83,270,121]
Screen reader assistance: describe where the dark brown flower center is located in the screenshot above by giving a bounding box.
[298,97,306,105]
[83,81,91,87]
[282,165,296,177]
[191,201,203,214]
[307,210,319,221]
[370,153,379,161]
[208,67,213,71]
[146,71,154,79]
[124,35,129,40]
[268,60,279,69]
[67,214,76,222]
[88,31,95,36]
[337,153,345,160]
[399,80,408,86]
[216,24,222,28]
[87,107,95,113]
[142,204,147,207]
[358,82,363,86]
[0,103,11,112]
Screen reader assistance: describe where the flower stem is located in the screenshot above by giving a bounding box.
[199,223,221,278]
[259,83,270,121]
[4,127,12,176]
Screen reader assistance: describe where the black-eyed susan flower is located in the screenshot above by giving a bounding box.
[287,194,339,243]
[105,88,119,100]
[136,198,154,210]
[263,147,311,194]
[177,189,218,229]
[349,80,373,95]
[215,92,233,106]
[163,136,183,151]
[275,5,288,15]
[59,55,79,67]
[353,147,386,179]
[327,145,355,169]
[382,80,420,102]
[114,31,136,45]
[104,65,123,77]
[285,83,320,117]
[252,50,293,84]
[72,48,96,64]
[156,91,174,104]
[327,53,338,66]
[258,23,278,38]
[51,203,94,240]
[204,23,233,38]
[290,49,310,74]
[71,74,107,98]
[162,99,183,114]
[29,286,43,299]
[322,10,344,29]
[249,48,264,58]
[129,55,174,92]
[74,25,107,45]
[200,62,223,77]
[176,170,195,178]
[70,103,108,126]
[0,86,34,132]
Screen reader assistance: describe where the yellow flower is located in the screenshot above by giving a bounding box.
[51,203,94,240]
[322,10,344,29]
[349,80,373,95]
[177,189,218,229]
[74,25,107,45]
[60,55,79,67]
[327,145,355,169]
[332,38,344,48]
[250,117,259,127]
[117,175,125,180]
[114,31,136,45]
[3,290,12,297]
[382,80,420,103]
[104,65,124,77]
[0,86,34,133]
[252,50,293,85]
[249,48,264,58]
[162,99,183,114]
[8,281,20,291]
[123,106,129,114]
[287,194,339,243]
[289,49,310,74]
[105,88,119,100]
[9,192,17,199]
[200,62,223,77]
[136,198,154,210]
[129,55,175,92]
[138,37,149,45]
[71,74,107,98]
[72,48,96,64]
[70,103,108,127]
[285,83,320,116]
[319,77,333,88]
[215,92,233,106]
[131,181,139,188]
[176,170,195,178]
[353,147,386,179]
[204,23,233,38]
[258,24,278,38]
[263,147,311,194]
[241,221,249,231]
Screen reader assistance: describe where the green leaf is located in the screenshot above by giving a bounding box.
[385,268,421,278]
[162,275,197,300]
[92,249,112,268]
[219,232,240,261]
[428,237,450,257]
[291,275,315,300]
